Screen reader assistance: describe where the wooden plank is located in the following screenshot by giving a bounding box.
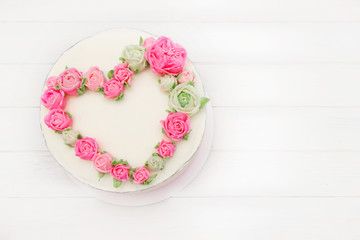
[1,23,360,64]
[1,151,360,198]
[1,107,360,151]
[3,63,360,108]
[2,0,360,22]
[1,197,360,240]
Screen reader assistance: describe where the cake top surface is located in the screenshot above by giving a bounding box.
[40,28,208,193]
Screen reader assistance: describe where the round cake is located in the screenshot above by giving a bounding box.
[40,28,209,193]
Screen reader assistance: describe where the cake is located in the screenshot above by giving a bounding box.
[40,29,209,193]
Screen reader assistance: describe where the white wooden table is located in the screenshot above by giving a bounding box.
[1,0,360,239]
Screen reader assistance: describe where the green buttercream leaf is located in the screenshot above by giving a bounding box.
[98,172,105,181]
[111,158,119,166]
[162,128,165,134]
[134,68,139,74]
[113,178,121,188]
[188,81,195,87]
[55,130,62,134]
[154,142,160,149]
[183,130,192,141]
[119,57,125,63]
[143,174,158,185]
[65,143,73,148]
[119,159,128,166]
[114,92,124,101]
[77,134,83,139]
[65,66,68,70]
[177,73,182,81]
[65,111,72,118]
[64,127,71,131]
[152,153,158,156]
[98,150,107,154]
[165,109,171,113]
[81,77,87,89]
[139,36,143,46]
[171,82,177,90]
[97,87,105,95]
[76,88,84,95]
[158,79,161,84]
[54,85,60,90]
[107,69,114,79]
[199,97,210,109]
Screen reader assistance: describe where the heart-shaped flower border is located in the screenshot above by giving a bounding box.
[41,36,209,188]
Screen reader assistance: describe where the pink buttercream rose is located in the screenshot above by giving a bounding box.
[132,167,151,184]
[93,153,113,173]
[178,69,195,84]
[84,66,106,91]
[58,68,83,96]
[45,76,59,88]
[103,79,124,99]
[75,137,99,160]
[111,164,130,182]
[113,63,134,85]
[160,112,190,142]
[145,36,187,76]
[44,108,72,131]
[143,37,155,48]
[157,139,176,158]
[41,87,66,110]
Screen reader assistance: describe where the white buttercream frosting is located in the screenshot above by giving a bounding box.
[40,28,206,193]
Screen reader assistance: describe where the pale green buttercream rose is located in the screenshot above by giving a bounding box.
[145,155,165,171]
[121,44,147,73]
[159,75,177,92]
[169,83,200,116]
[62,129,81,147]
[169,83,210,116]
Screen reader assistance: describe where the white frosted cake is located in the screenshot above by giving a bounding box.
[40,28,208,193]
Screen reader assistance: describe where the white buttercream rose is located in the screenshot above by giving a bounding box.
[145,155,165,171]
[159,75,177,92]
[169,83,201,116]
[62,129,80,146]
[121,45,147,72]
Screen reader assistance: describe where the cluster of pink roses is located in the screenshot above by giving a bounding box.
[74,137,153,185]
[45,68,85,96]
[82,64,134,99]
[102,63,134,99]
[42,71,72,131]
[147,112,190,167]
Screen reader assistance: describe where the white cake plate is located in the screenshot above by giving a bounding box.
[67,101,213,206]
